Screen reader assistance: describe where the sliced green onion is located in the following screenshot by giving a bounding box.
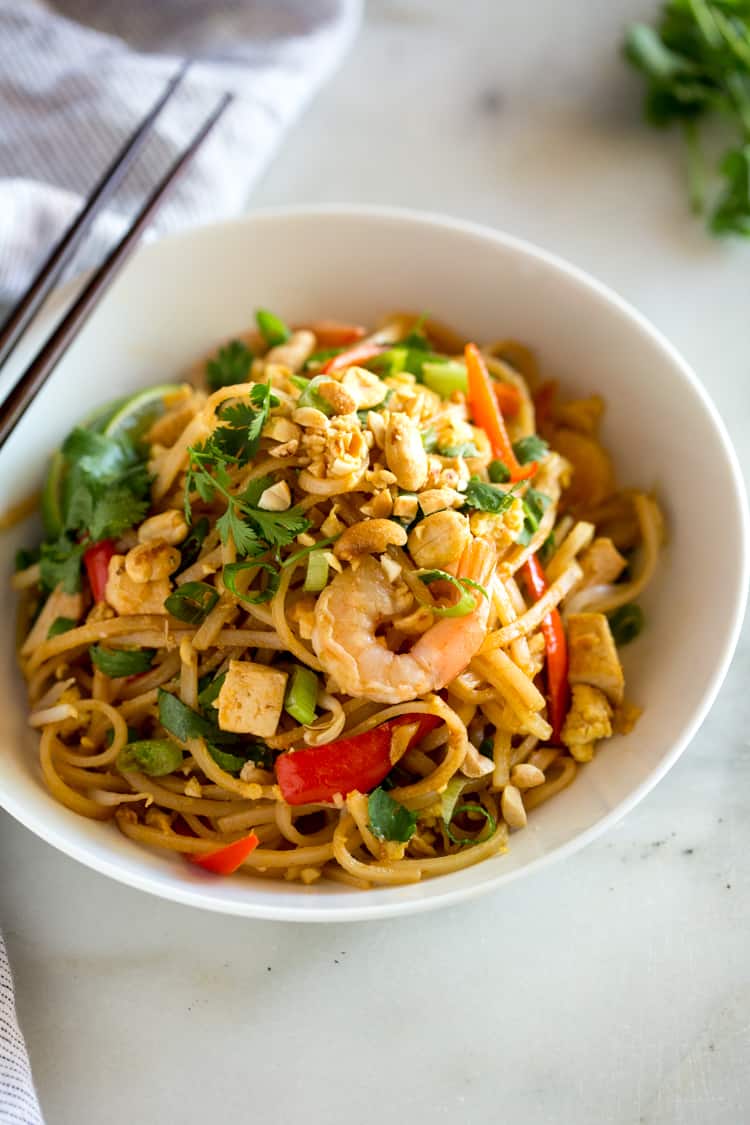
[289,373,311,391]
[304,549,330,593]
[197,672,226,710]
[283,535,338,570]
[296,375,335,416]
[164,581,219,624]
[176,517,210,575]
[488,459,511,483]
[206,743,248,775]
[90,645,155,678]
[304,347,345,370]
[47,616,77,639]
[421,360,467,398]
[117,739,184,777]
[222,560,279,606]
[444,803,497,846]
[414,569,487,618]
[284,666,319,725]
[608,603,645,646]
[440,777,467,825]
[256,308,290,347]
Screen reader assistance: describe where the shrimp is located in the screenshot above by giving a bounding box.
[311,538,497,704]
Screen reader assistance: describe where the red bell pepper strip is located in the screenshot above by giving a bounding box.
[83,539,116,602]
[276,713,442,806]
[522,555,569,743]
[305,320,366,347]
[493,381,522,418]
[188,832,259,875]
[465,344,536,482]
[321,340,388,374]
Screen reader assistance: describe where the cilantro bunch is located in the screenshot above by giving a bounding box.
[625,0,750,235]
[40,428,152,593]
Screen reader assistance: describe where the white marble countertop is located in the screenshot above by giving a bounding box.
[2,2,749,1122]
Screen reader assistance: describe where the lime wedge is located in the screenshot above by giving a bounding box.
[103,384,183,443]
[40,384,182,538]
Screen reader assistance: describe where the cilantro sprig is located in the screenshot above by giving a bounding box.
[184,383,310,560]
[38,426,153,593]
[625,1,750,235]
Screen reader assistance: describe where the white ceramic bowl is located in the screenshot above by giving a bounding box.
[1,207,747,921]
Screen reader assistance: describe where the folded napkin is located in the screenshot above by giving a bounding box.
[0,2,360,1121]
[0,0,361,303]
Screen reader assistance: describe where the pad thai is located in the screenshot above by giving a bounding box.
[12,310,663,888]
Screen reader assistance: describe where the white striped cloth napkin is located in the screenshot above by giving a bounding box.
[0,2,360,1122]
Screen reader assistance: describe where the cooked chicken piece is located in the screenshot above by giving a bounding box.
[567,612,625,705]
[576,537,626,591]
[217,660,288,738]
[105,554,171,616]
[21,586,84,655]
[561,684,613,756]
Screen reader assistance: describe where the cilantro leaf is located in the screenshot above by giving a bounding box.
[216,505,262,555]
[512,434,549,464]
[245,505,310,551]
[39,537,86,594]
[368,787,418,843]
[206,340,253,391]
[516,488,552,546]
[461,477,517,514]
[438,441,479,458]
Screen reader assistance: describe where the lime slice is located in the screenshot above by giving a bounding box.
[40,384,182,538]
[103,384,183,443]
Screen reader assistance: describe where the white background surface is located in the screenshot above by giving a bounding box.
[2,2,749,1122]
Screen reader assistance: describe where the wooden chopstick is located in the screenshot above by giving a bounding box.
[0,91,233,453]
[0,60,191,372]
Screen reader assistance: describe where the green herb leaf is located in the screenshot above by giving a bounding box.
[439,777,466,826]
[368,787,418,843]
[256,308,291,347]
[39,537,86,594]
[624,5,750,237]
[164,582,219,624]
[516,488,551,546]
[206,340,253,391]
[117,739,184,777]
[444,803,497,847]
[439,441,479,458]
[15,547,40,572]
[512,434,549,464]
[462,476,517,514]
[158,689,242,747]
[608,603,645,646]
[197,672,226,711]
[222,560,280,605]
[415,569,487,618]
[90,646,155,678]
[176,517,210,575]
[47,616,77,639]
[488,460,510,484]
[421,427,438,453]
[206,744,248,775]
[303,347,344,370]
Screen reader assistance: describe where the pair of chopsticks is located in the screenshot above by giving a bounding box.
[0,63,233,451]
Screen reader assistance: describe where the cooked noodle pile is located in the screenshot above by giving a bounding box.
[12,311,663,888]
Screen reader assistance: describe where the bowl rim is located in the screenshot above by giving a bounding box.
[2,203,748,922]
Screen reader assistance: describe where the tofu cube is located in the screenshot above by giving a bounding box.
[567,612,625,705]
[217,660,287,738]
